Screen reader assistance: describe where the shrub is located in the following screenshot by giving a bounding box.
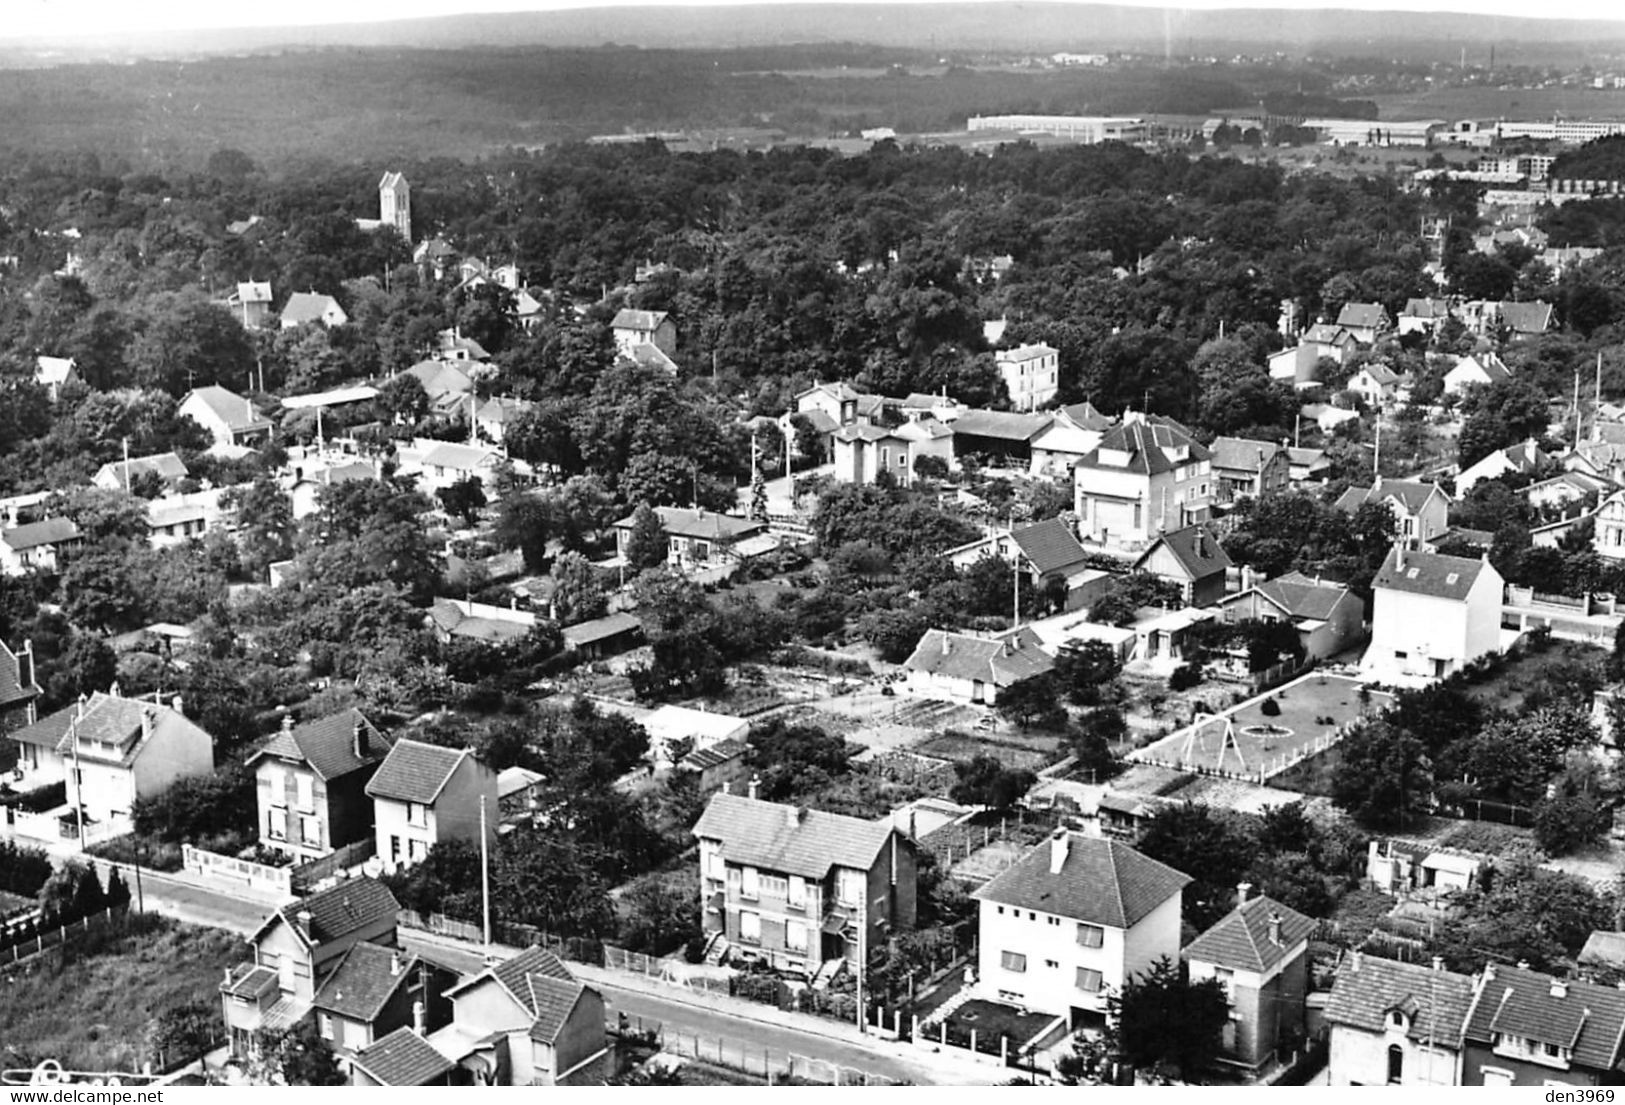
[1260,697,1282,717]
[1169,662,1203,691]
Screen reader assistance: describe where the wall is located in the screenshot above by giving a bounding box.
[1461,1043,1602,1087]
[547,988,607,1085]
[1365,589,1472,681]
[128,717,214,811]
[1328,1023,1458,1086]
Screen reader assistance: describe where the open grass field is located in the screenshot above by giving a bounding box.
[911,729,1060,773]
[0,913,241,1072]
[1372,86,1625,123]
[1133,674,1391,778]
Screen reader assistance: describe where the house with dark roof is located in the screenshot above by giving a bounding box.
[831,418,954,487]
[1325,951,1475,1086]
[560,611,643,660]
[1300,324,1359,366]
[945,517,1104,611]
[228,282,274,329]
[1183,885,1316,1072]
[1347,363,1402,408]
[901,625,1055,706]
[1335,478,1451,551]
[611,506,768,571]
[365,739,497,873]
[950,409,1053,467]
[1335,302,1390,344]
[350,1026,458,1087]
[1362,545,1503,685]
[1131,523,1232,608]
[677,737,750,795]
[0,639,39,743]
[431,946,608,1086]
[0,517,82,576]
[246,709,394,861]
[693,792,917,977]
[1461,962,1625,1086]
[220,877,401,1062]
[473,396,534,445]
[1029,401,1115,478]
[92,451,189,493]
[1073,412,1213,548]
[1398,298,1452,337]
[1287,447,1333,485]
[1210,436,1289,505]
[972,832,1190,1026]
[178,385,273,449]
[1218,570,1366,659]
[1496,299,1554,340]
[610,308,676,363]
[312,941,455,1061]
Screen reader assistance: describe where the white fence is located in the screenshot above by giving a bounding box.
[181,843,292,897]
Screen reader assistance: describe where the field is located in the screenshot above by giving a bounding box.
[1372,86,1625,123]
[0,913,241,1072]
[912,726,1064,773]
[1132,674,1391,778]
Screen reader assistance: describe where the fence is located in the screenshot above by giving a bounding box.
[602,944,732,997]
[0,905,126,971]
[181,843,292,897]
[397,908,605,966]
[916,806,1064,872]
[617,1014,899,1085]
[290,838,375,893]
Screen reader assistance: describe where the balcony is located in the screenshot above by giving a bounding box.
[219,962,282,1032]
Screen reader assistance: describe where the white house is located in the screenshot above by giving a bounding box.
[179,385,273,449]
[379,171,411,242]
[1072,412,1213,548]
[412,441,506,495]
[34,355,78,401]
[145,490,225,549]
[900,626,1054,706]
[1347,364,1401,408]
[1398,298,1451,337]
[995,343,1060,412]
[1029,402,1114,478]
[1267,345,1322,389]
[831,419,954,486]
[365,739,498,873]
[1325,952,1474,1086]
[1454,438,1547,497]
[1361,546,1504,685]
[610,309,676,362]
[280,292,349,330]
[0,517,83,576]
[1335,478,1451,550]
[971,832,1190,1026]
[1183,888,1315,1072]
[92,451,189,493]
[1594,489,1625,561]
[641,704,748,765]
[1442,353,1512,397]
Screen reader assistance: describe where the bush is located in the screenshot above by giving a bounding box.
[1169,662,1203,691]
[132,763,256,845]
[1260,697,1282,717]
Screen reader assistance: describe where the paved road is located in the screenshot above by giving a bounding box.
[113,865,271,935]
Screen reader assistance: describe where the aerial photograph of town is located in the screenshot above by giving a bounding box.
[8,0,1625,1090]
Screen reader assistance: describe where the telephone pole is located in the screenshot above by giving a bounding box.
[479,796,493,959]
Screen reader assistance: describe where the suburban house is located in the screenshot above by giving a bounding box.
[398,360,474,411]
[1594,489,1625,560]
[349,1026,456,1088]
[246,709,394,862]
[790,382,883,437]
[1347,364,1402,408]
[378,170,411,241]
[34,354,78,400]
[995,343,1060,411]
[1495,300,1554,339]
[1131,523,1232,608]
[178,385,274,449]
[413,441,506,494]
[693,791,917,978]
[972,832,1190,1026]
[280,291,349,329]
[831,419,954,486]
[1287,447,1333,484]
[612,506,769,570]
[949,409,1053,468]
[1442,353,1512,397]
[365,739,498,873]
[1217,571,1366,659]
[145,491,225,550]
[229,282,274,329]
[414,237,457,281]
[0,517,83,576]
[1029,402,1114,478]
[1524,470,1611,514]
[559,611,644,660]
[1398,298,1452,337]
[473,397,534,444]
[0,638,41,736]
[1182,887,1315,1074]
[944,516,1104,611]
[312,943,455,1062]
[1300,324,1359,365]
[1361,546,1504,684]
[92,451,189,493]
[436,328,489,362]
[1210,437,1290,505]
[1325,952,1475,1086]
[1335,302,1390,344]
[430,946,608,1086]
[1267,344,1323,389]
[428,598,536,645]
[1335,478,1451,550]
[677,739,750,795]
[610,308,677,362]
[901,626,1055,706]
[1454,438,1548,497]
[7,690,214,825]
[219,877,402,1061]
[289,461,377,521]
[641,704,749,765]
[1073,412,1213,547]
[1460,963,1625,1086]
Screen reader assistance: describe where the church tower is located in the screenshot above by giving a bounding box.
[378,171,411,243]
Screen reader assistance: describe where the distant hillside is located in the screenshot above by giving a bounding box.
[10,4,1625,67]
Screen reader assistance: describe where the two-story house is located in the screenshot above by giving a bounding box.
[1325,952,1475,1086]
[1217,571,1366,659]
[1361,546,1504,685]
[229,282,274,329]
[1461,963,1625,1087]
[429,946,608,1086]
[611,506,769,570]
[1398,298,1452,337]
[312,942,455,1062]
[692,791,917,979]
[0,639,41,740]
[366,739,497,873]
[1595,488,1625,561]
[610,309,677,362]
[1182,886,1315,1073]
[219,877,401,1062]
[0,517,82,576]
[944,517,1100,610]
[972,832,1190,1027]
[1442,352,1512,397]
[1335,302,1390,345]
[1210,437,1290,505]
[93,452,190,493]
[246,709,394,862]
[1335,478,1451,551]
[1029,401,1114,478]
[1131,523,1232,608]
[1073,412,1212,548]
[901,626,1055,707]
[178,385,273,450]
[1347,364,1402,408]
[995,343,1060,412]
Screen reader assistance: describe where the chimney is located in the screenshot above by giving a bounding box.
[20,639,34,693]
[1551,977,1568,998]
[390,953,401,977]
[141,708,154,742]
[1237,881,1252,904]
[354,717,369,759]
[1433,956,1444,972]
[1395,542,1405,571]
[1049,831,1069,874]
[786,805,805,829]
[1267,911,1283,947]
[748,774,761,800]
[223,966,233,986]
[1518,960,1530,970]
[170,695,184,716]
[1484,962,1496,983]
[942,636,952,656]
[1351,950,1363,972]
[412,999,426,1035]
[295,909,313,939]
[721,781,731,795]
[281,712,294,734]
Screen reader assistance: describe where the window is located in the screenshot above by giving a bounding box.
[788,876,807,908]
[390,835,402,863]
[269,771,286,808]
[406,802,427,828]
[1044,959,1059,969]
[741,866,759,901]
[343,1020,368,1051]
[786,920,808,952]
[739,911,761,944]
[300,816,321,847]
[705,850,725,880]
[269,807,288,841]
[1387,1044,1404,1085]
[1214,967,1234,998]
[1543,1043,1562,1058]
[997,906,1005,915]
[318,1013,334,1040]
[1000,951,1027,973]
[295,774,314,812]
[409,838,427,862]
[1075,967,1103,993]
[1047,917,1059,926]
[837,868,864,907]
[1077,923,1104,948]
[1390,1011,1405,1028]
[760,874,788,899]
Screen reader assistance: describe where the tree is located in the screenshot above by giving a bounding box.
[949,755,1037,809]
[146,1001,219,1071]
[623,502,668,572]
[1054,640,1122,706]
[378,372,431,424]
[1111,957,1231,1080]
[1330,719,1432,830]
[258,1021,347,1086]
[437,475,488,526]
[1136,803,1256,931]
[748,718,851,801]
[997,673,1067,730]
[222,477,295,578]
[549,551,608,625]
[617,872,702,956]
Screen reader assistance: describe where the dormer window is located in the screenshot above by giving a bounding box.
[1390,1011,1406,1028]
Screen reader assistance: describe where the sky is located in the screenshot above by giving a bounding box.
[7,0,1623,39]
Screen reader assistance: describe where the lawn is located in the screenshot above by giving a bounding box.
[0,913,242,1072]
[1458,640,1606,716]
[1136,674,1391,778]
[911,730,1059,773]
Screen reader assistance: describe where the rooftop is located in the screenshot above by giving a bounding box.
[973,834,1191,929]
[365,739,474,805]
[692,792,899,879]
[1373,547,1489,602]
[902,626,1055,689]
[254,877,399,949]
[246,708,392,782]
[1182,894,1315,974]
[351,1028,454,1087]
[1325,953,1476,1050]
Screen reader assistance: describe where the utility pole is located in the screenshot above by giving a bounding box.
[1575,370,1583,450]
[70,706,84,846]
[479,796,493,958]
[121,436,131,494]
[1011,511,1020,627]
